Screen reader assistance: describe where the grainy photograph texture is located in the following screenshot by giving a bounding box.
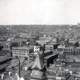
[0,0,80,80]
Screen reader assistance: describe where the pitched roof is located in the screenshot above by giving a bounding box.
[31,54,43,70]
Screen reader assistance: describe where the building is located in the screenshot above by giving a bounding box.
[12,47,29,57]
[0,50,11,73]
[46,63,71,80]
[30,52,45,80]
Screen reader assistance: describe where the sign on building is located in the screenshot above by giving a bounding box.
[12,47,29,57]
[34,46,40,52]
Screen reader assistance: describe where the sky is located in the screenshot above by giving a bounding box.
[0,0,80,25]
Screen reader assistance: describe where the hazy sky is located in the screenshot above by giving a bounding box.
[0,0,80,25]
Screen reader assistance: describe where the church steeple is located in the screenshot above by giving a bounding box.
[31,53,44,70]
[30,45,45,80]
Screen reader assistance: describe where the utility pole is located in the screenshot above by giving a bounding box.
[10,56,21,78]
[16,56,21,78]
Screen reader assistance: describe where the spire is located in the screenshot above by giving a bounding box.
[32,54,43,70]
